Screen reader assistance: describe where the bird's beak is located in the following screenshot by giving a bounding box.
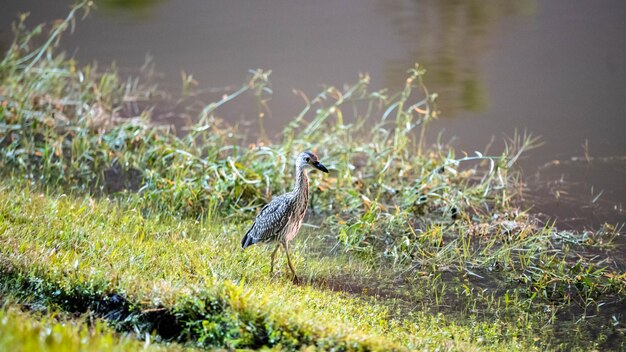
[313,161,329,173]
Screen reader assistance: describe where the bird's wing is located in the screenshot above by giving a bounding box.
[246,195,294,243]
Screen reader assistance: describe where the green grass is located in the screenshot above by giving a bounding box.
[0,303,184,352]
[0,184,544,351]
[0,2,625,351]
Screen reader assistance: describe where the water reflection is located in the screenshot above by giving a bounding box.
[378,0,536,115]
[100,0,163,17]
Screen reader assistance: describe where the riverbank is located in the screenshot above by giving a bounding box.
[1,3,624,350]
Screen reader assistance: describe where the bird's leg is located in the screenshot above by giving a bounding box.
[269,244,280,277]
[282,241,298,282]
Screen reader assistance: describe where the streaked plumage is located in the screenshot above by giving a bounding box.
[241,151,328,280]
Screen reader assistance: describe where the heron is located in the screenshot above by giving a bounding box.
[241,151,329,281]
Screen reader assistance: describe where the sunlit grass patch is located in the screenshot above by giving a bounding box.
[0,184,550,351]
[0,303,180,352]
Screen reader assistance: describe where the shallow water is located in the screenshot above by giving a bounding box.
[1,0,624,230]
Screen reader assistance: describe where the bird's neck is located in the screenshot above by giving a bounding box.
[293,165,309,199]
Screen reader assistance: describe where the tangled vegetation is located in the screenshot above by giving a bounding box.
[0,2,624,351]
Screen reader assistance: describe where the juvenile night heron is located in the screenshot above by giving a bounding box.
[241,151,328,280]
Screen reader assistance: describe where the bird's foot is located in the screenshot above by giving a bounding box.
[269,270,281,280]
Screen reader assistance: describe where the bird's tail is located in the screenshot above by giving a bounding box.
[241,227,256,249]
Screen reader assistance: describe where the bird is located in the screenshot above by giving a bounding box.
[241,151,328,281]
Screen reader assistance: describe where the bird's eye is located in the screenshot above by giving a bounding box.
[305,157,310,162]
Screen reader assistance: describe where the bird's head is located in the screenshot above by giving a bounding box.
[297,151,328,173]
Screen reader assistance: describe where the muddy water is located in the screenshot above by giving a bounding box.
[1,0,624,231]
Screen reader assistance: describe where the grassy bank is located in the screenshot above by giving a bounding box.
[1,2,625,351]
[0,184,543,351]
[0,303,184,351]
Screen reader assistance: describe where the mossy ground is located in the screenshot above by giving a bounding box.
[0,2,624,351]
